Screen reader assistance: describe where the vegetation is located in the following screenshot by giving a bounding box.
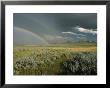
[60,52,97,75]
[13,43,97,75]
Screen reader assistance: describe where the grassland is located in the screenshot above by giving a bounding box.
[13,42,97,75]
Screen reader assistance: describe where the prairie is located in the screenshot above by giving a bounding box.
[13,42,97,75]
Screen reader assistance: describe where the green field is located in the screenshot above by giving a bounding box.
[13,42,97,75]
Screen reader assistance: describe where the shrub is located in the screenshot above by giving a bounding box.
[60,52,97,75]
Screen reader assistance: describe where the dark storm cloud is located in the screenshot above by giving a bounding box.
[14,13,97,33]
[13,13,97,44]
[52,13,97,31]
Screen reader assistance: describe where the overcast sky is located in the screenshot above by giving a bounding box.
[13,13,97,45]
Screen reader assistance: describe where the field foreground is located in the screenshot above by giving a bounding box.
[14,43,97,75]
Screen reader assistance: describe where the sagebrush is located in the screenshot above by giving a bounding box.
[14,46,97,75]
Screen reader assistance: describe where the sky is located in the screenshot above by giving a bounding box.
[13,13,97,45]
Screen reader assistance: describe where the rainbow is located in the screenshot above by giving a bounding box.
[14,26,49,45]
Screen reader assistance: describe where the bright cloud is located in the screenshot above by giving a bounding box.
[62,31,86,36]
[62,32,77,35]
[74,26,97,35]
